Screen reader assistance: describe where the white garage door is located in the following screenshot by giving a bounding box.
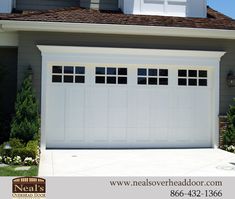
[45,64,212,148]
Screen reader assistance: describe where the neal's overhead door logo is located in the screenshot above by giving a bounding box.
[12,177,46,199]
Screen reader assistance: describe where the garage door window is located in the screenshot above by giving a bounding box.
[137,68,168,85]
[178,69,207,86]
[52,66,85,83]
[52,66,62,83]
[96,67,128,84]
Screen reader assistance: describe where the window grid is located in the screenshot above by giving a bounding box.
[137,68,168,85]
[178,69,208,87]
[95,67,128,84]
[52,66,85,84]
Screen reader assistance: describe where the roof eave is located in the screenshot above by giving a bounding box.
[1,20,235,40]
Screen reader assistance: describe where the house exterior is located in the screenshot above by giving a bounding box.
[0,0,235,149]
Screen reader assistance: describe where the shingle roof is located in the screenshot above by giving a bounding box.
[1,6,235,30]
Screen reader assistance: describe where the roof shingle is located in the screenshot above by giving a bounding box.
[1,6,235,30]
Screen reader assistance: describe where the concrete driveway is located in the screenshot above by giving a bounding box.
[39,149,235,176]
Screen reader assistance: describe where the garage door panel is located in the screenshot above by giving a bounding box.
[194,90,211,130]
[173,128,191,142]
[135,89,150,128]
[108,88,127,110]
[66,88,85,129]
[175,89,195,108]
[178,108,195,128]
[150,89,170,109]
[85,110,108,128]
[66,128,85,141]
[150,109,169,128]
[86,127,108,142]
[85,88,108,110]
[110,128,127,141]
[108,110,127,128]
[127,90,138,127]
[149,128,168,141]
[46,87,65,142]
[135,128,150,141]
[169,110,181,128]
[46,64,213,148]
[126,128,138,142]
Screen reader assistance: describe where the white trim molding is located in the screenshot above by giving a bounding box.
[37,45,225,150]
[37,45,225,60]
[1,20,235,40]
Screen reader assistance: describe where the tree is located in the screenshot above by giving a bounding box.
[223,99,235,145]
[10,71,40,143]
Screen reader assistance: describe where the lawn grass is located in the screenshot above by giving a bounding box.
[0,166,38,176]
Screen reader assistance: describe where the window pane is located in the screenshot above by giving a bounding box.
[75,76,85,83]
[107,77,116,84]
[118,77,127,84]
[148,69,158,76]
[96,67,105,75]
[199,70,207,78]
[52,75,62,83]
[118,68,127,75]
[159,69,168,76]
[188,79,197,86]
[64,76,73,83]
[148,78,158,85]
[199,79,207,86]
[75,67,85,74]
[178,70,187,77]
[107,67,116,75]
[189,70,197,77]
[138,77,147,85]
[52,66,62,74]
[178,78,187,86]
[138,68,147,76]
[96,76,105,84]
[159,78,168,85]
[64,66,74,74]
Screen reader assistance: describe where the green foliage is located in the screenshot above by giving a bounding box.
[9,138,24,149]
[0,138,24,156]
[223,99,235,145]
[26,140,38,152]
[0,138,39,165]
[11,147,37,160]
[10,73,40,143]
[0,165,38,176]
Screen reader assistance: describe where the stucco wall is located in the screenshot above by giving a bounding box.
[17,32,235,114]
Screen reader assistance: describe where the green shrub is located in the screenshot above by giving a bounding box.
[0,144,4,156]
[27,140,38,152]
[9,138,24,148]
[0,138,24,157]
[13,156,22,165]
[11,147,37,160]
[4,157,12,164]
[223,100,235,145]
[10,72,40,143]
[24,157,34,166]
